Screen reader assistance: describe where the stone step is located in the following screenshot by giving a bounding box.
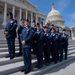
[10,57,75,75]
[0,46,75,58]
[0,43,74,48]
[0,49,74,66]
[0,44,19,48]
[0,55,75,75]
[0,40,75,75]
[0,48,74,59]
[0,59,37,75]
[0,40,18,44]
[0,44,74,51]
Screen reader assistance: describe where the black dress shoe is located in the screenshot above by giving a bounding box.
[10,56,15,59]
[24,70,31,74]
[38,65,43,69]
[21,68,26,72]
[59,59,63,62]
[46,63,50,66]
[17,53,22,57]
[65,58,67,60]
[35,64,39,68]
[54,62,58,64]
[5,55,10,58]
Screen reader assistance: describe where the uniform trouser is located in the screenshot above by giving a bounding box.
[22,47,31,71]
[57,43,63,61]
[50,44,58,63]
[32,42,36,54]
[36,45,43,66]
[6,38,15,57]
[44,45,51,63]
[58,43,63,61]
[18,37,22,54]
[62,44,68,60]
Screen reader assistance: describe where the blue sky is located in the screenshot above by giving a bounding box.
[29,0,75,27]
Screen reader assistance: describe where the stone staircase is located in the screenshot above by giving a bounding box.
[0,39,75,75]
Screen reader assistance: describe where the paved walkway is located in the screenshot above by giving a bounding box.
[44,59,75,75]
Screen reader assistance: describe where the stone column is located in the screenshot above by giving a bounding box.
[71,29,73,39]
[36,14,38,23]
[3,3,7,26]
[31,12,33,25]
[26,10,28,19]
[19,8,22,24]
[12,6,15,19]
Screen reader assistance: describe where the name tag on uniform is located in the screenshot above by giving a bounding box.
[56,36,58,39]
[27,29,29,32]
[53,34,55,36]
[10,21,13,25]
[37,32,40,34]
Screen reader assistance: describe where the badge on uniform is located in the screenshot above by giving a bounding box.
[37,31,40,34]
[10,21,13,23]
[46,34,48,36]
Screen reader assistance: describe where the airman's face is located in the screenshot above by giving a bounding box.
[24,21,29,27]
[44,28,48,32]
[56,28,59,32]
[8,15,12,19]
[51,29,54,33]
[36,26,40,30]
[32,22,36,25]
[62,31,66,34]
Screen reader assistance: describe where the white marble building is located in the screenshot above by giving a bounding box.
[0,0,45,28]
[46,3,75,40]
[0,0,75,40]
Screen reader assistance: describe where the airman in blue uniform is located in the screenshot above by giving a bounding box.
[4,12,17,59]
[55,27,62,61]
[43,26,51,66]
[20,19,34,74]
[17,18,25,56]
[50,28,58,64]
[31,20,37,54]
[34,23,44,69]
[60,29,69,60]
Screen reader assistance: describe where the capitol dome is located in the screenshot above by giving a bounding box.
[46,3,65,27]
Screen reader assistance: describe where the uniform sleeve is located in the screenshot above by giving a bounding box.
[20,30,23,43]
[66,34,69,41]
[17,25,21,35]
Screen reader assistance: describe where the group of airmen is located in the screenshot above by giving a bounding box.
[4,12,69,74]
